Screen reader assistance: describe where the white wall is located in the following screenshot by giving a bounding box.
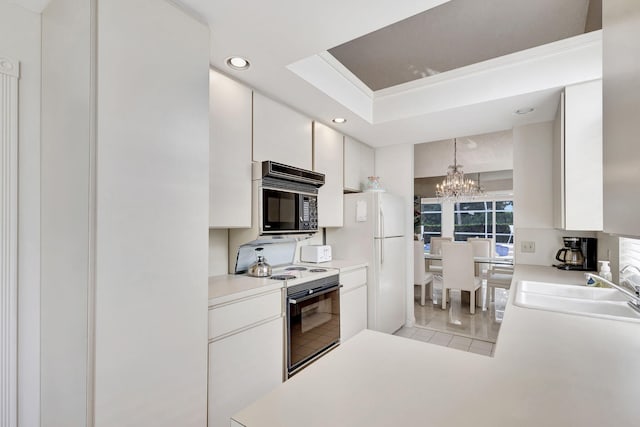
[375,143,414,327]
[513,121,565,265]
[513,122,554,230]
[209,229,230,276]
[512,121,606,266]
[414,129,513,178]
[0,2,41,425]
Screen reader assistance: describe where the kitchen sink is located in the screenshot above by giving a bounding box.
[514,280,640,322]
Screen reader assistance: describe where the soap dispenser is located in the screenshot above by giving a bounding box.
[598,260,612,282]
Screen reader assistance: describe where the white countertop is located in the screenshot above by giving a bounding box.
[208,260,367,306]
[232,264,640,426]
[298,258,368,272]
[208,274,283,306]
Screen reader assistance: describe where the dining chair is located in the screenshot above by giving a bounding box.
[469,237,493,308]
[441,242,482,314]
[414,240,434,306]
[487,264,514,304]
[428,236,452,274]
[468,237,493,277]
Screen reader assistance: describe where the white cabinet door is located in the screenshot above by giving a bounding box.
[313,122,344,227]
[209,69,252,228]
[603,0,640,237]
[208,317,284,427]
[253,92,312,170]
[553,80,603,231]
[340,285,367,342]
[344,136,375,192]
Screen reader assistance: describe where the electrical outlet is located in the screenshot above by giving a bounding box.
[521,241,536,253]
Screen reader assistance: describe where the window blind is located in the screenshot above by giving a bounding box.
[619,237,640,272]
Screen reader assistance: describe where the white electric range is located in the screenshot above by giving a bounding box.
[267,264,339,287]
[234,238,339,286]
[233,239,341,376]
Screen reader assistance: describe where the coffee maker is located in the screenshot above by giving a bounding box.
[554,237,597,271]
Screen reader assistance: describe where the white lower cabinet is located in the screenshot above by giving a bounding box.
[208,291,284,427]
[340,267,368,342]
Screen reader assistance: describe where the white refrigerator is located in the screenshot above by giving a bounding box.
[327,191,406,334]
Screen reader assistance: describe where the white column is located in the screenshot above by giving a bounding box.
[0,55,19,427]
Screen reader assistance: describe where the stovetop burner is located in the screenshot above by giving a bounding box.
[271,274,293,281]
[309,268,327,273]
[285,266,308,271]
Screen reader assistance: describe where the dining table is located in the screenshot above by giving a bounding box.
[423,252,513,310]
[424,253,514,266]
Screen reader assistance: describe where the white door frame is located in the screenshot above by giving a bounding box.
[0,55,19,427]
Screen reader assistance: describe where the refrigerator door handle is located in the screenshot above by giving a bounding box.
[380,208,385,264]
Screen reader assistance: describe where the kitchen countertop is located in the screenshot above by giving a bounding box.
[299,258,368,272]
[232,264,640,426]
[208,274,283,306]
[209,259,367,306]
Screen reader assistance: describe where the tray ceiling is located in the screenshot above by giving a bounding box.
[329,0,601,91]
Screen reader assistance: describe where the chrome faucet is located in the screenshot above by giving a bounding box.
[620,264,640,297]
[585,271,640,314]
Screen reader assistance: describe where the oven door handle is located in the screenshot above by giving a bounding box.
[288,284,341,305]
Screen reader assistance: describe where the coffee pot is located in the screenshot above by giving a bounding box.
[555,237,585,266]
[554,237,598,271]
[555,247,585,266]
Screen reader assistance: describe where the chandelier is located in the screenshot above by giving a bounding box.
[436,138,482,201]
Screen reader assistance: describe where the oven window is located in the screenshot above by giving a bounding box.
[288,290,340,371]
[264,189,297,229]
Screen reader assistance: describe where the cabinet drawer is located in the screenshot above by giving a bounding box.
[340,268,367,292]
[209,290,282,341]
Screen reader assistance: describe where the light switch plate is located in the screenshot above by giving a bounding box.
[521,241,536,253]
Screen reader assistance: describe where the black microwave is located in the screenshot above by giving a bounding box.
[261,188,318,234]
[257,161,324,235]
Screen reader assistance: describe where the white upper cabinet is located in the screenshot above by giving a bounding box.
[253,92,312,170]
[344,136,375,192]
[553,79,603,231]
[603,0,640,237]
[209,69,252,228]
[313,122,344,227]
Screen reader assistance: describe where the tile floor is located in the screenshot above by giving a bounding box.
[394,276,509,357]
[394,326,495,356]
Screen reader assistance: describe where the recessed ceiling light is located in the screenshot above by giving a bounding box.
[332,117,347,124]
[514,107,535,115]
[226,56,250,70]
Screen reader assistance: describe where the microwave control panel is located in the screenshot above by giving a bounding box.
[301,196,318,230]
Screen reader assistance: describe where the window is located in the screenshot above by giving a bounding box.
[494,200,514,244]
[418,202,442,249]
[453,199,514,256]
[620,237,640,272]
[453,201,494,241]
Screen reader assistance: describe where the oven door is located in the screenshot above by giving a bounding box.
[261,188,299,233]
[287,284,340,375]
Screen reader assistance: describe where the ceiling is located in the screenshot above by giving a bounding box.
[329,0,600,91]
[17,0,603,148]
